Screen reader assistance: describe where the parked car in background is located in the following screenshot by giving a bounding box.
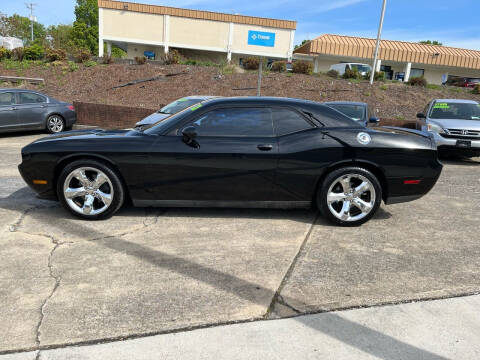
[0,36,23,50]
[135,96,219,130]
[0,89,76,134]
[416,99,480,157]
[446,77,480,88]
[329,63,371,76]
[324,101,379,127]
[20,97,442,226]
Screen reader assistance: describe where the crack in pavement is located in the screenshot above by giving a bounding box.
[8,204,59,233]
[264,212,319,319]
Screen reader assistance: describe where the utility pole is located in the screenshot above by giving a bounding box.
[25,3,36,42]
[370,0,387,85]
[257,57,263,96]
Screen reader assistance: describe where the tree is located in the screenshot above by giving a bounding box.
[294,39,310,50]
[68,0,99,54]
[1,14,46,45]
[419,40,442,46]
[47,24,73,49]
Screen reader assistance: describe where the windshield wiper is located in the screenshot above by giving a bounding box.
[302,111,325,127]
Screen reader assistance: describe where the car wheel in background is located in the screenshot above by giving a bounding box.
[57,160,125,220]
[318,167,382,226]
[46,115,65,134]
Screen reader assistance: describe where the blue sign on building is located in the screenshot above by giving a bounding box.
[248,30,275,47]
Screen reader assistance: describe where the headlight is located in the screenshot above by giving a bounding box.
[427,123,445,133]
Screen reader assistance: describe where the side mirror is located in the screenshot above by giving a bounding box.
[416,113,426,119]
[368,116,380,124]
[182,126,197,140]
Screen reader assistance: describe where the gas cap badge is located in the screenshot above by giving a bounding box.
[357,132,371,145]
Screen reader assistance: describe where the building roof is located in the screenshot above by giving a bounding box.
[294,34,480,70]
[98,0,297,30]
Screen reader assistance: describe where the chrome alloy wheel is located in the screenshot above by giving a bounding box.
[326,173,376,222]
[48,116,64,133]
[63,167,114,216]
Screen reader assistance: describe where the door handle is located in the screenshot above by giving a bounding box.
[41,104,48,108]
[257,144,273,151]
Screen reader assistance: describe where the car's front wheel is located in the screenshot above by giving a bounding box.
[318,167,382,226]
[57,160,125,220]
[46,115,65,134]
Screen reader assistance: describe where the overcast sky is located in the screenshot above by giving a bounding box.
[2,0,479,49]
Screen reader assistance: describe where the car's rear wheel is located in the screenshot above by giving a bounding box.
[318,167,382,226]
[57,160,124,220]
[46,115,65,134]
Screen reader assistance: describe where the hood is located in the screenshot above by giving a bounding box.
[31,128,136,144]
[428,118,480,131]
[135,112,169,126]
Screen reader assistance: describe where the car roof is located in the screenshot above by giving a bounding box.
[200,96,324,107]
[433,99,479,104]
[323,101,367,106]
[183,95,220,100]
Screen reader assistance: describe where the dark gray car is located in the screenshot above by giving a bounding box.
[135,96,219,130]
[0,89,76,134]
[323,101,379,127]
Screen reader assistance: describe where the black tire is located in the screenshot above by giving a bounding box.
[57,159,125,220]
[317,166,382,226]
[46,115,65,134]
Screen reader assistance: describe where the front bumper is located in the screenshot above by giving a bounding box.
[18,161,57,200]
[431,132,480,149]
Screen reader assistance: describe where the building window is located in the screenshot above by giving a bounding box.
[410,68,424,78]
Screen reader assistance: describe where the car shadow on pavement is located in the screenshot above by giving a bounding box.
[1,187,444,360]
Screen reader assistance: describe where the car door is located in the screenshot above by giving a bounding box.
[15,91,49,129]
[272,107,343,202]
[146,106,278,203]
[0,91,18,130]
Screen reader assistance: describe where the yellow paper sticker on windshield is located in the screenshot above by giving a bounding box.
[433,103,449,109]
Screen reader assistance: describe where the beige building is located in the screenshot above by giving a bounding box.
[294,34,480,85]
[98,0,296,63]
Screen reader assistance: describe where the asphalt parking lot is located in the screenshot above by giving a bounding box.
[1,132,479,354]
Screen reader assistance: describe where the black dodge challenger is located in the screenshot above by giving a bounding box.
[19,97,442,226]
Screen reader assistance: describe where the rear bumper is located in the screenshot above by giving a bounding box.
[64,111,77,128]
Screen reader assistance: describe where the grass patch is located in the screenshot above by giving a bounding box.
[84,60,97,67]
[379,84,388,90]
[426,84,442,90]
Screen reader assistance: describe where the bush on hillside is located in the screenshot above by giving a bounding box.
[111,45,126,58]
[102,54,114,64]
[12,47,25,61]
[24,44,45,60]
[271,61,286,72]
[472,84,480,94]
[0,47,12,60]
[342,68,361,79]
[135,56,146,65]
[243,57,259,70]
[365,71,385,81]
[45,48,67,62]
[164,49,180,64]
[292,61,313,75]
[326,69,339,78]
[407,76,427,87]
[73,48,91,63]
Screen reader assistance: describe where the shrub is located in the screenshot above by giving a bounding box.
[407,76,427,87]
[270,61,286,72]
[73,48,91,63]
[24,44,45,60]
[67,61,79,72]
[365,71,385,81]
[135,56,147,65]
[164,49,180,65]
[342,68,361,79]
[472,84,480,95]
[102,55,114,64]
[12,47,25,61]
[292,61,313,75]
[84,60,97,67]
[45,48,66,62]
[0,47,12,60]
[242,57,259,70]
[111,46,126,58]
[326,69,339,78]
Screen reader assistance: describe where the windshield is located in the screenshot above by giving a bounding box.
[159,98,203,114]
[350,64,371,73]
[429,102,480,120]
[327,104,365,122]
[143,101,205,133]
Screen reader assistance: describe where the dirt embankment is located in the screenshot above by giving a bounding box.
[2,62,479,123]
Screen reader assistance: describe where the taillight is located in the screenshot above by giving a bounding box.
[68,105,75,111]
[404,180,421,185]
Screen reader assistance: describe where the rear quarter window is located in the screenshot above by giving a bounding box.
[304,104,361,127]
[272,108,313,136]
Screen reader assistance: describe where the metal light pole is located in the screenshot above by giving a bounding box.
[25,3,36,42]
[370,0,387,85]
[257,57,263,96]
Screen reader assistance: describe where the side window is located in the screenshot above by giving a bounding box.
[0,92,14,106]
[190,108,273,137]
[272,108,313,136]
[18,92,46,104]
